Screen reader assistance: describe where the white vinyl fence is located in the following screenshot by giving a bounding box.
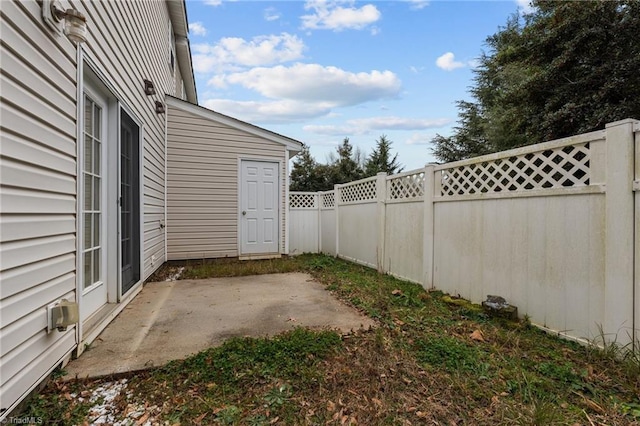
[289,119,640,347]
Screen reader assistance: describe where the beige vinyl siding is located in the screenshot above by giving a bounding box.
[166,103,288,260]
[0,0,191,416]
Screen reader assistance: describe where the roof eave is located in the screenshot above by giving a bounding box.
[167,0,198,104]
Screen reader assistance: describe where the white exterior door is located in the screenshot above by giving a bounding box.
[80,89,108,322]
[240,160,279,255]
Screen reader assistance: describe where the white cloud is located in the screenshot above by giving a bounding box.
[468,58,481,68]
[202,99,333,124]
[202,64,402,124]
[210,63,401,107]
[406,0,429,10]
[301,1,381,31]
[303,124,364,136]
[188,22,207,36]
[303,116,450,136]
[435,52,465,71]
[203,0,222,6]
[406,133,437,145]
[515,0,535,14]
[349,116,450,130]
[192,33,305,73]
[206,75,228,89]
[264,7,281,21]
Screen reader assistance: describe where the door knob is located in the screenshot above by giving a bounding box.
[242,211,246,216]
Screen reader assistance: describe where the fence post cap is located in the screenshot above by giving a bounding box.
[605,118,637,128]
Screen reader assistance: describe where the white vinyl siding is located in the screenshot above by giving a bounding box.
[0,0,192,416]
[77,0,172,278]
[1,0,78,415]
[166,101,289,260]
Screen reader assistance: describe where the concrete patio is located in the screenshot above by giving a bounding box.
[64,273,375,379]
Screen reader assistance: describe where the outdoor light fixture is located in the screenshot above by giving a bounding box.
[42,0,88,44]
[155,101,165,114]
[144,79,156,96]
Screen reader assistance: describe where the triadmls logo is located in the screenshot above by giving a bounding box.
[1,417,44,425]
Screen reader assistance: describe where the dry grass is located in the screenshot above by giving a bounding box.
[22,255,640,425]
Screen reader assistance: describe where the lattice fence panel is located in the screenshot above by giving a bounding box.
[440,143,590,196]
[289,193,317,209]
[388,171,425,200]
[321,192,335,208]
[340,179,377,203]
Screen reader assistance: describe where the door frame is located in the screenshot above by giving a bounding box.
[237,157,283,257]
[117,105,144,300]
[76,52,145,346]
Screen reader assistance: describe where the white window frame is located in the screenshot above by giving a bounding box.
[80,86,108,295]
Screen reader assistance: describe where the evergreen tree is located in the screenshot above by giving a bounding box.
[432,0,640,162]
[331,137,363,184]
[289,144,328,191]
[364,135,404,176]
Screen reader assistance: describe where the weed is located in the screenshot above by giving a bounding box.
[307,255,337,270]
[263,384,292,409]
[504,372,549,403]
[535,361,580,384]
[215,405,241,425]
[620,401,640,419]
[585,325,640,383]
[247,413,269,425]
[522,313,532,328]
[414,335,484,373]
[502,398,563,425]
[50,368,67,380]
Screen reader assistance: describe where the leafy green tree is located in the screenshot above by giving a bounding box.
[364,135,404,176]
[432,0,640,162]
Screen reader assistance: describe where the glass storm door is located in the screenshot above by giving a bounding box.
[81,93,107,321]
[120,110,140,295]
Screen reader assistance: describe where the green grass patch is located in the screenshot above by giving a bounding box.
[414,335,485,373]
[161,327,342,388]
[129,327,342,424]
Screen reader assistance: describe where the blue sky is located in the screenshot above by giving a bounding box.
[185,0,532,171]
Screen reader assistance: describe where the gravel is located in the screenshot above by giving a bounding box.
[70,379,164,426]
